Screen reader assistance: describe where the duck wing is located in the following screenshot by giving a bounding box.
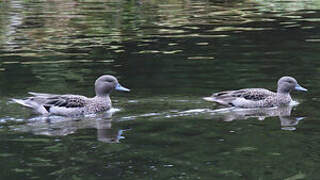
[28,92,87,108]
[13,92,88,114]
[216,88,274,101]
[204,88,275,106]
[28,92,60,97]
[43,95,87,109]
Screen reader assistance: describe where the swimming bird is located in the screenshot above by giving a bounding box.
[12,75,130,116]
[203,76,307,108]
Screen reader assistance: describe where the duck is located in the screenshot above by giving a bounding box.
[12,75,130,116]
[203,76,307,108]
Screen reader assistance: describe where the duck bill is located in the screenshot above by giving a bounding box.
[295,84,307,92]
[115,83,130,92]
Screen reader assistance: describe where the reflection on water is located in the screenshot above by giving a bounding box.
[2,0,320,59]
[163,101,304,131]
[1,0,320,179]
[208,105,304,131]
[10,111,126,143]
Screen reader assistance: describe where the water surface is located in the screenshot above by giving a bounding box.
[0,0,320,179]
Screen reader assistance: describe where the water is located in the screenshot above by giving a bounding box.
[0,0,320,179]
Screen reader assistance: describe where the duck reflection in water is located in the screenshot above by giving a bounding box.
[210,104,304,131]
[12,112,127,143]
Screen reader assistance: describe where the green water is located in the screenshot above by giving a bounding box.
[1,0,320,179]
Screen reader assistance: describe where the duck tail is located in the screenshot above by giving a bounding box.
[203,97,216,102]
[12,98,33,108]
[12,98,49,115]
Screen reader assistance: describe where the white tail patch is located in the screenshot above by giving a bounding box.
[203,97,216,102]
[12,99,33,108]
[12,98,49,115]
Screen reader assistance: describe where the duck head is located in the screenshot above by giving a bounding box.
[95,75,130,97]
[277,76,307,93]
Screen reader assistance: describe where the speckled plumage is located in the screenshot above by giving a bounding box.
[12,75,130,116]
[203,76,307,108]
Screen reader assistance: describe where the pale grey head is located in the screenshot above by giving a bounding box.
[277,76,307,94]
[95,75,130,97]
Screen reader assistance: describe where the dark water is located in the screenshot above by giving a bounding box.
[1,0,320,179]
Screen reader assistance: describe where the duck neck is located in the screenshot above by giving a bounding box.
[95,83,113,97]
[95,94,110,98]
[276,91,291,97]
[277,84,292,94]
[276,89,292,106]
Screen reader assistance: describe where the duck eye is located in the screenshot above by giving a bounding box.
[104,78,114,82]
